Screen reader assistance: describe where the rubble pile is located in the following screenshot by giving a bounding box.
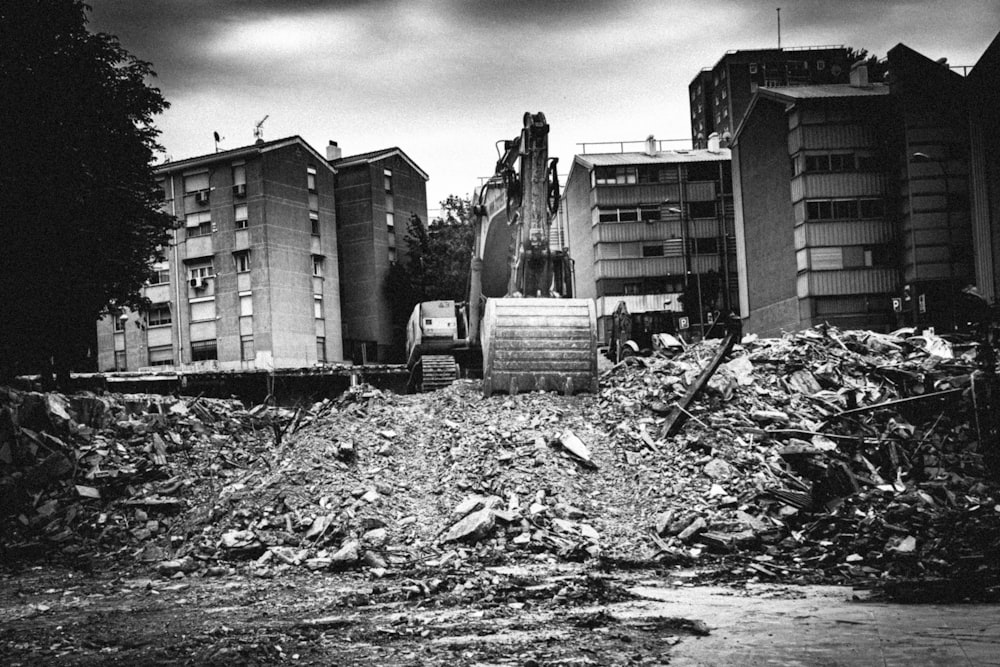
[1,324,997,599]
[0,387,291,563]
[598,325,999,591]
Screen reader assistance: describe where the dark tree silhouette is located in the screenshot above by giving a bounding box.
[385,197,474,358]
[0,0,174,383]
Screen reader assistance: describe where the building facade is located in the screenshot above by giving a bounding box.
[564,139,737,343]
[331,146,429,364]
[732,48,981,336]
[97,137,343,371]
[689,46,850,149]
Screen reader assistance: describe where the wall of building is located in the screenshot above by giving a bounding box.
[890,44,976,331]
[734,99,801,336]
[334,153,428,363]
[96,139,343,372]
[565,164,597,302]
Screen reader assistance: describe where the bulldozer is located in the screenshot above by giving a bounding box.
[406,112,598,396]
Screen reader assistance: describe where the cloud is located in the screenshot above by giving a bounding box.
[87,0,999,207]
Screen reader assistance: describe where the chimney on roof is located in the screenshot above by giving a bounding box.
[708,132,721,153]
[850,61,869,87]
[645,134,657,156]
[326,140,342,161]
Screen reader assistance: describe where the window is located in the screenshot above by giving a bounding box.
[148,345,173,367]
[386,211,395,230]
[188,261,214,282]
[307,166,317,192]
[239,293,253,316]
[240,335,254,361]
[688,201,716,218]
[640,205,660,222]
[316,336,326,363]
[114,350,127,371]
[148,267,170,285]
[183,172,209,194]
[859,198,885,218]
[624,281,642,295]
[312,255,324,277]
[146,304,171,327]
[817,60,825,70]
[642,244,664,257]
[232,163,246,197]
[234,203,248,229]
[832,199,858,219]
[388,247,397,263]
[830,153,854,171]
[232,163,246,186]
[749,63,758,74]
[806,200,834,220]
[637,166,661,184]
[310,211,320,236]
[805,154,831,172]
[594,166,637,185]
[314,296,323,319]
[191,340,217,361]
[383,169,393,193]
[113,313,127,332]
[856,154,877,171]
[186,211,212,237]
[234,250,250,273]
[190,298,216,322]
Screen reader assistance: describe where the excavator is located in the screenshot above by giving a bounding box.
[405,112,598,396]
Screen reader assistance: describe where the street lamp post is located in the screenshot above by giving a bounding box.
[668,205,705,338]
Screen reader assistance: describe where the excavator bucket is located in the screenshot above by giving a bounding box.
[481,298,598,397]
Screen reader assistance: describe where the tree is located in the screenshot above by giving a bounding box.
[384,196,474,359]
[845,47,888,83]
[0,0,174,383]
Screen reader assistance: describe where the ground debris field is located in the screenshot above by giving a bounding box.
[2,324,999,665]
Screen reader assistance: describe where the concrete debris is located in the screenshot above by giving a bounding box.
[1,323,997,601]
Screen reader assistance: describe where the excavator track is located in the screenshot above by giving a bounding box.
[481,298,598,397]
[420,355,459,392]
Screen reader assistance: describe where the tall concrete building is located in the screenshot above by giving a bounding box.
[330,146,429,364]
[732,42,985,336]
[563,138,736,342]
[689,46,850,149]
[97,136,343,371]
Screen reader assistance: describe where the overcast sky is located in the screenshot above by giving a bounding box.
[88,0,998,214]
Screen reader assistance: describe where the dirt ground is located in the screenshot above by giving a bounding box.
[4,561,1000,666]
[1,561,710,666]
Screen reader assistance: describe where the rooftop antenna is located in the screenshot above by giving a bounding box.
[254,115,269,142]
[213,131,224,152]
[776,7,781,49]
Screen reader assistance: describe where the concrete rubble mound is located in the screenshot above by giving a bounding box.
[1,324,997,600]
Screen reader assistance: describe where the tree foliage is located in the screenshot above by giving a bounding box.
[845,47,888,83]
[0,0,174,381]
[385,196,474,359]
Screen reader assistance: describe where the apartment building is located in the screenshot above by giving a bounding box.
[689,46,850,149]
[97,136,343,371]
[564,137,737,343]
[732,44,980,336]
[330,145,429,364]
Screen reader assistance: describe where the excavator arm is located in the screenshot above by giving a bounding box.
[472,113,598,396]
